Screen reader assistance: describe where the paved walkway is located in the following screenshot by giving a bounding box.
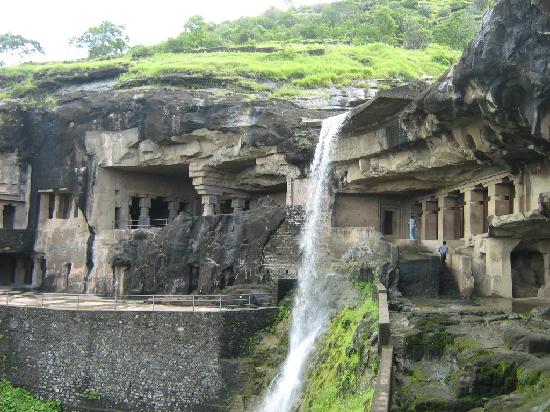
[0,291,273,312]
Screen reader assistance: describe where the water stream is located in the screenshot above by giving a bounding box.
[259,112,349,412]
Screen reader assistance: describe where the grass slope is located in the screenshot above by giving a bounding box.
[0,43,459,99]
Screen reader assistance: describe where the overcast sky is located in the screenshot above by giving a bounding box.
[1,0,336,65]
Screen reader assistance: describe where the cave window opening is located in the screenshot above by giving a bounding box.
[114,207,121,229]
[178,202,187,214]
[48,193,55,219]
[150,197,169,227]
[511,250,545,298]
[382,210,394,235]
[0,255,16,286]
[2,205,15,229]
[57,194,71,219]
[219,199,233,215]
[129,196,140,229]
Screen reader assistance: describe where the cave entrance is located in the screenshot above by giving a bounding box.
[511,250,545,298]
[150,197,169,227]
[129,196,140,229]
[188,265,199,294]
[2,205,15,229]
[0,255,16,286]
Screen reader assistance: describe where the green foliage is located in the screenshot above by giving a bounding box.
[301,288,379,411]
[81,389,101,401]
[264,302,292,334]
[69,21,129,58]
[0,33,43,65]
[0,379,61,412]
[433,10,479,50]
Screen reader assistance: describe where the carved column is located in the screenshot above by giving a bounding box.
[421,200,438,240]
[438,195,456,241]
[512,177,524,214]
[138,196,151,227]
[168,200,179,222]
[488,182,513,217]
[202,195,218,216]
[38,193,50,224]
[31,255,45,288]
[54,193,62,219]
[231,198,247,214]
[464,189,485,237]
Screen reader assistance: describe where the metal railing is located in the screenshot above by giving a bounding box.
[127,219,169,229]
[0,291,274,312]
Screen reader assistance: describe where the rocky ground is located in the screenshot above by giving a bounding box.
[390,295,550,411]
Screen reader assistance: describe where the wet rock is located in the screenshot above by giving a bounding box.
[503,327,550,354]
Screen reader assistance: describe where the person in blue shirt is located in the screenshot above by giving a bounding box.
[408,215,416,240]
[438,241,449,264]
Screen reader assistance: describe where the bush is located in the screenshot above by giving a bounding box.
[129,44,155,59]
[0,379,61,412]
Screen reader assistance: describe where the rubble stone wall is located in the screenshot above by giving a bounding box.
[0,305,277,411]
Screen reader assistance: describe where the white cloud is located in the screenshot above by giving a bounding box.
[1,0,337,64]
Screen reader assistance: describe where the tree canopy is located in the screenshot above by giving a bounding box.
[0,33,43,65]
[69,21,129,58]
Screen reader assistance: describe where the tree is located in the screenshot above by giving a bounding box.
[433,11,478,50]
[69,21,129,58]
[0,33,43,64]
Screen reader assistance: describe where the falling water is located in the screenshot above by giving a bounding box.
[259,112,349,412]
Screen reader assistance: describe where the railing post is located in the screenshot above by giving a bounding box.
[114,293,118,311]
[41,295,44,308]
[5,292,8,306]
[248,294,251,308]
[192,295,195,312]
[152,295,155,312]
[219,295,222,311]
[77,294,80,311]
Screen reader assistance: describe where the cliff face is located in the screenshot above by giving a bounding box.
[337,0,550,193]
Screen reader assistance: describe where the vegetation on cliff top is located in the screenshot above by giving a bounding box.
[0,0,490,99]
[0,379,61,412]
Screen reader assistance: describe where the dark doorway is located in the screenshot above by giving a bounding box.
[382,210,394,235]
[2,205,15,229]
[48,193,55,219]
[129,196,140,229]
[219,199,233,215]
[188,265,199,293]
[150,197,169,227]
[511,250,545,298]
[57,194,71,219]
[0,255,16,286]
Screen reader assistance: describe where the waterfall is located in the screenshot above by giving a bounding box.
[259,112,349,412]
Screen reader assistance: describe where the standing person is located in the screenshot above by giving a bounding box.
[438,241,449,265]
[409,215,416,240]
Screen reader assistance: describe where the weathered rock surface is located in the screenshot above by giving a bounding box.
[110,200,286,294]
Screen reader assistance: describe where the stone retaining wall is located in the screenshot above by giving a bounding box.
[0,306,277,411]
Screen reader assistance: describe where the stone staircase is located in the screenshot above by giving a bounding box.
[439,268,460,297]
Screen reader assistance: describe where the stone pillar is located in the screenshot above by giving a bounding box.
[513,177,524,214]
[488,183,512,217]
[202,195,218,216]
[168,200,179,222]
[31,256,44,288]
[464,189,485,237]
[231,198,247,214]
[438,195,456,241]
[38,193,50,224]
[286,178,294,206]
[54,193,62,219]
[138,196,151,227]
[0,204,4,229]
[421,200,438,240]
